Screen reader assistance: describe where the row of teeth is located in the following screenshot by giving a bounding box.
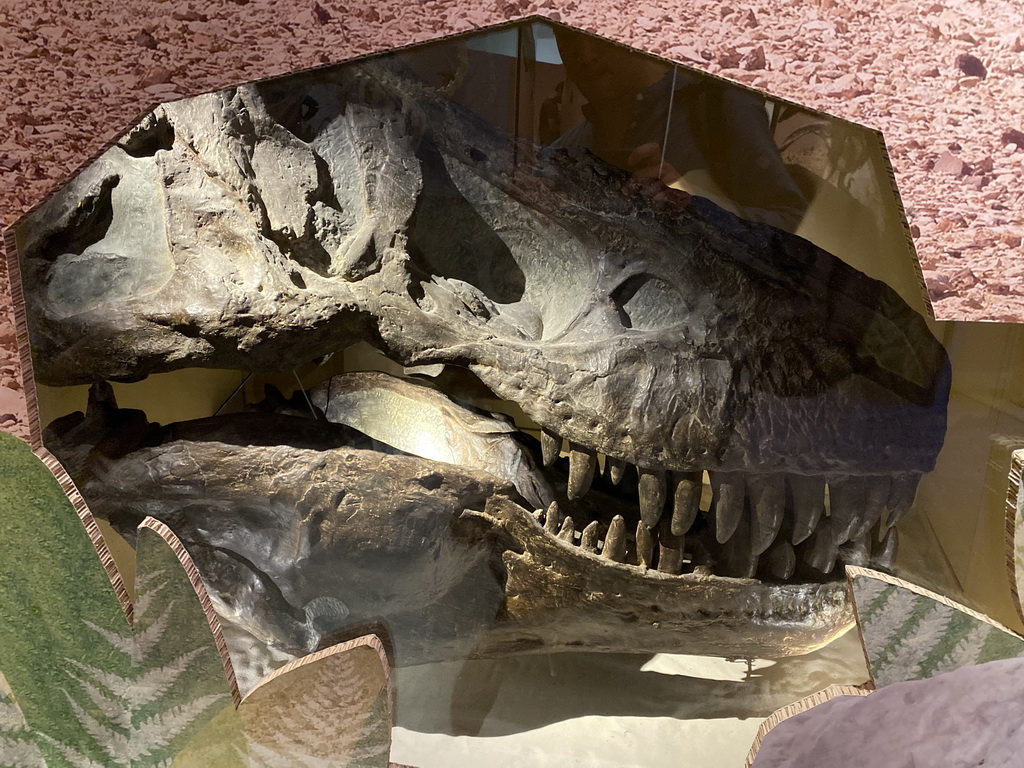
[532,501,709,575]
[540,428,913,578]
[532,501,899,579]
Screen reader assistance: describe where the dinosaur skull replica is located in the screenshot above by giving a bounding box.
[11,27,950,684]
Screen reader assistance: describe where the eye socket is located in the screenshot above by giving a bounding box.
[611,273,690,330]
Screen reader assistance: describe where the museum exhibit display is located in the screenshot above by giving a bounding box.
[2,17,1024,767]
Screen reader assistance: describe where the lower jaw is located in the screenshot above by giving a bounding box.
[48,359,871,671]
[464,496,855,662]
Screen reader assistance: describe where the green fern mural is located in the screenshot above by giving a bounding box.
[0,431,245,767]
[849,566,1024,688]
[0,430,406,768]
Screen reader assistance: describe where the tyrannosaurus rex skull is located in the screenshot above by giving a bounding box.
[12,41,950,680]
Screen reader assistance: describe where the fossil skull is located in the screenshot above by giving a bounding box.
[13,41,949,679]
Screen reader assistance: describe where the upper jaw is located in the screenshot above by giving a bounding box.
[458,333,950,477]
[16,57,949,486]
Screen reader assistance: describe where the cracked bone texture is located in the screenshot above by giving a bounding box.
[17,60,949,481]
[19,76,419,383]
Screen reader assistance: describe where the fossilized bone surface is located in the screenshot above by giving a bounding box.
[49,396,509,673]
[309,371,554,509]
[17,50,950,669]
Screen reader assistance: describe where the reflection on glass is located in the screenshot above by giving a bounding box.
[545,28,806,233]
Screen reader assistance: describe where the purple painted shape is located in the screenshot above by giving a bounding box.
[753,656,1024,767]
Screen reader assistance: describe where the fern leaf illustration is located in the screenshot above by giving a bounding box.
[932,621,991,677]
[128,695,229,763]
[64,695,130,764]
[874,601,955,686]
[131,574,169,623]
[123,522,245,764]
[0,434,132,765]
[124,649,207,712]
[0,694,45,768]
[0,434,247,767]
[238,636,394,768]
[62,668,130,731]
[851,567,1024,688]
[0,735,47,768]
[79,621,134,659]
[35,735,110,768]
[130,602,175,663]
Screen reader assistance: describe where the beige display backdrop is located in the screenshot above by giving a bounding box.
[1,3,1023,767]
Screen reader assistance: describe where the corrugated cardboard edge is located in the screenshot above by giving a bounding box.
[239,631,401,764]
[35,446,134,624]
[846,563,1024,691]
[3,225,44,450]
[139,516,242,707]
[747,564,1024,766]
[240,633,394,720]
[743,683,871,767]
[25,449,247,708]
[1005,450,1024,624]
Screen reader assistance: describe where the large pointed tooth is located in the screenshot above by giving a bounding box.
[762,539,796,580]
[607,457,628,485]
[540,428,561,467]
[567,443,597,500]
[670,472,701,536]
[601,515,627,562]
[531,509,544,523]
[788,475,825,545]
[856,476,891,540]
[885,473,921,528]
[656,519,686,575]
[838,532,870,567]
[544,501,563,535]
[718,517,757,578]
[635,521,655,569]
[747,474,785,555]
[710,472,745,544]
[873,526,898,570]
[557,516,575,543]
[638,468,667,528]
[581,520,600,553]
[828,476,865,545]
[803,517,838,574]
